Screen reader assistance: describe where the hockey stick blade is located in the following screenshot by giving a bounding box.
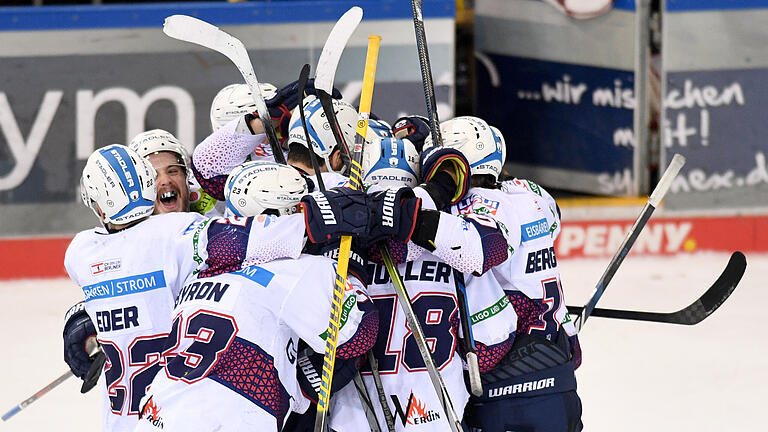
[163,15,286,164]
[81,351,106,393]
[567,252,746,325]
[315,6,363,94]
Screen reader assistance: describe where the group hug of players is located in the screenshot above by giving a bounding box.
[62,80,583,432]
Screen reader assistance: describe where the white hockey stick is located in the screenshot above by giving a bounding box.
[313,7,363,170]
[307,8,368,432]
[162,15,286,164]
[315,6,363,95]
[575,154,686,331]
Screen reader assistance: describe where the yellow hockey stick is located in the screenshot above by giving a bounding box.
[314,35,382,432]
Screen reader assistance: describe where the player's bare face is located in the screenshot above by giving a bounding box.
[148,152,189,214]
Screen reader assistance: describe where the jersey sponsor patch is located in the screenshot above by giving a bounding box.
[233,265,275,287]
[82,270,166,301]
[456,193,501,216]
[521,218,550,242]
[391,390,442,427]
[319,295,357,340]
[470,295,511,325]
[90,258,122,275]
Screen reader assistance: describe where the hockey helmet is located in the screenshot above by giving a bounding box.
[80,144,156,225]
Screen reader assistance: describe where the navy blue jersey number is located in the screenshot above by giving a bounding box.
[528,278,563,340]
[127,335,167,414]
[100,335,168,415]
[364,293,458,374]
[100,341,126,414]
[165,310,238,383]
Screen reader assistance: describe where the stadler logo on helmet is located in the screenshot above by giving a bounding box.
[110,149,135,188]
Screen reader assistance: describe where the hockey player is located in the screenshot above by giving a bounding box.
[128,129,192,215]
[423,116,583,432]
[134,161,380,432]
[189,81,347,212]
[62,145,394,432]
[329,136,516,432]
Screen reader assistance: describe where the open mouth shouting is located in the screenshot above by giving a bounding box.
[157,188,182,213]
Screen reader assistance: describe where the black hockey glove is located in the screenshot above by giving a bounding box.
[392,115,431,152]
[245,80,342,145]
[63,302,98,379]
[364,187,422,246]
[295,347,360,405]
[300,188,369,243]
[420,146,471,206]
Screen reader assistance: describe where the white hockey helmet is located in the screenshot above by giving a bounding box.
[210,83,278,132]
[128,129,189,172]
[367,118,394,140]
[286,95,358,171]
[423,116,507,181]
[80,144,156,225]
[362,137,419,188]
[224,160,309,217]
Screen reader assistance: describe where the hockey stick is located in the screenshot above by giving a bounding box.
[313,33,378,432]
[297,64,326,191]
[574,154,686,331]
[368,351,395,432]
[409,0,482,397]
[567,251,746,325]
[80,350,106,393]
[314,7,363,175]
[379,248,464,432]
[162,15,286,164]
[3,336,103,421]
[2,370,73,421]
[299,63,389,432]
[352,372,383,432]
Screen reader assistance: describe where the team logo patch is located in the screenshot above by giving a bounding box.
[456,193,500,216]
[391,391,441,426]
[140,397,164,429]
[90,258,121,275]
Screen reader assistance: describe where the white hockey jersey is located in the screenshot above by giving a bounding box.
[133,255,375,432]
[332,248,512,432]
[453,179,576,340]
[64,212,307,432]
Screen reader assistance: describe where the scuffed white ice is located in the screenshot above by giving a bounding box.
[561,252,768,431]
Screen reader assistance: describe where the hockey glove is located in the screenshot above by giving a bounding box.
[420,146,471,206]
[296,347,360,404]
[569,335,582,370]
[392,115,431,152]
[300,188,369,243]
[63,302,98,379]
[365,187,421,246]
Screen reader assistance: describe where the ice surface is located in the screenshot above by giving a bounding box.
[0,252,764,431]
